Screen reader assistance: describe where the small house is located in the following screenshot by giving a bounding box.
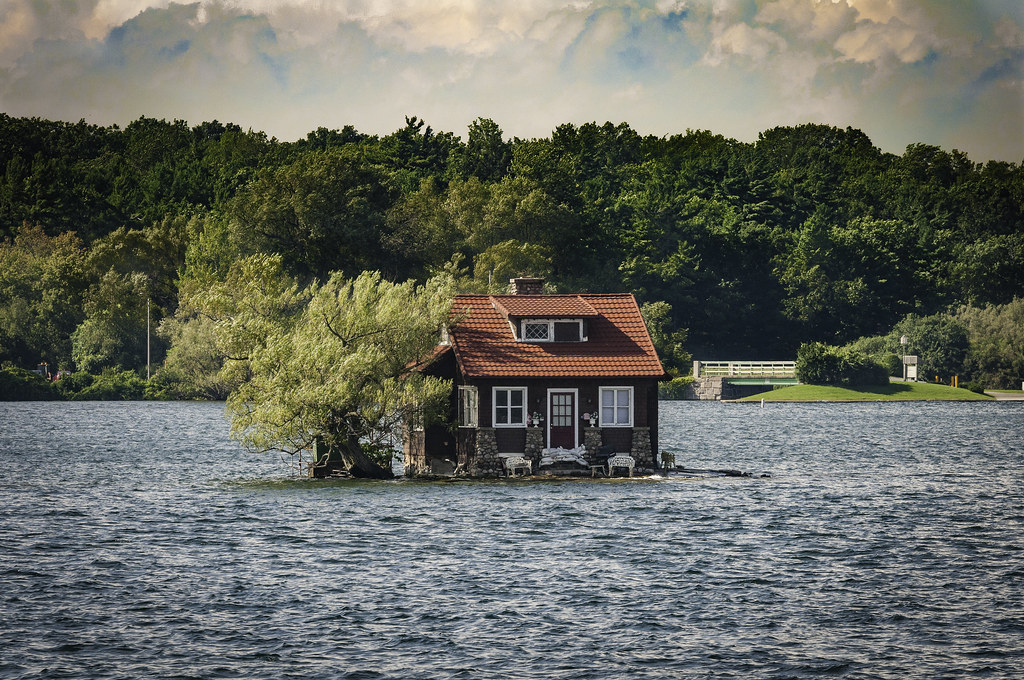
[405,278,667,476]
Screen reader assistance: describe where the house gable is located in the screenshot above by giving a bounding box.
[448,293,666,379]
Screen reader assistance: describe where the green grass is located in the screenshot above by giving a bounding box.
[737,382,993,402]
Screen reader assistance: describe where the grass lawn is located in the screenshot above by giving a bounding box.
[737,382,993,402]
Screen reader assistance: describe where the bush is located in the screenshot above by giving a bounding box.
[956,299,1024,389]
[658,376,695,400]
[962,380,988,395]
[796,342,890,386]
[891,313,969,381]
[0,367,58,400]
[66,368,147,400]
[52,371,95,397]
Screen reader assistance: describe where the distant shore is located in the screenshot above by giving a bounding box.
[734,382,994,402]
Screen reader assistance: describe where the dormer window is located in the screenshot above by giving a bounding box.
[519,319,586,343]
[523,321,549,341]
[554,321,582,342]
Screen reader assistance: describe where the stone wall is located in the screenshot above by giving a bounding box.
[474,427,501,476]
[583,427,602,463]
[403,430,426,476]
[525,427,544,466]
[684,377,774,401]
[630,427,653,468]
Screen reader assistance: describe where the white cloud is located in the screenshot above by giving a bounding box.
[704,22,788,65]
[756,0,855,42]
[0,0,1021,161]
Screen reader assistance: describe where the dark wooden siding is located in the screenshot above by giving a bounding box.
[496,428,527,453]
[601,427,632,453]
[463,376,659,450]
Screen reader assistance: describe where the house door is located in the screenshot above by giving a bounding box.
[549,391,576,449]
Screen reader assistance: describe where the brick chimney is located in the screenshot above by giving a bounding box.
[510,277,545,295]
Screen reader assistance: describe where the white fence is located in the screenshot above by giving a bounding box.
[693,361,796,378]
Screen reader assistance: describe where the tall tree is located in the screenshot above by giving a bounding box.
[460,117,511,182]
[191,256,455,477]
[228,148,394,279]
[0,225,89,368]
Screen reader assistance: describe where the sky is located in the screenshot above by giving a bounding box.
[1,0,1022,162]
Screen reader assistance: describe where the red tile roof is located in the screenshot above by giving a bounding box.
[448,294,666,378]
[492,295,598,318]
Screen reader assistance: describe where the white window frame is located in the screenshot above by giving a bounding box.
[521,319,551,342]
[599,386,634,427]
[458,386,478,428]
[492,386,528,428]
[518,318,586,343]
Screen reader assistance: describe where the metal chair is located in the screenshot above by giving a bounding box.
[504,455,532,477]
[606,454,635,477]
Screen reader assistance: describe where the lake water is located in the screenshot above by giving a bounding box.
[1,400,1022,679]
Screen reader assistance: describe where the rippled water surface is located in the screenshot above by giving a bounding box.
[2,400,1023,679]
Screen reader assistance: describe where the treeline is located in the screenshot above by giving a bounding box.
[1,113,1023,397]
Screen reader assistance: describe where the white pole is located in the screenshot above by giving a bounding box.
[147,299,151,381]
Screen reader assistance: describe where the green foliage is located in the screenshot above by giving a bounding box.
[63,368,148,400]
[51,371,95,396]
[658,376,695,400]
[459,118,512,182]
[0,225,89,368]
[472,240,553,290]
[955,298,1024,389]
[85,216,187,310]
[640,301,691,377]
[0,366,58,400]
[71,270,153,373]
[155,311,237,400]
[890,313,970,381]
[192,256,455,458]
[3,112,1024,392]
[227,147,394,279]
[844,335,902,377]
[796,342,890,386]
[742,382,991,402]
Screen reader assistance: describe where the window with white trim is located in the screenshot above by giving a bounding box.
[599,387,633,427]
[458,386,478,427]
[493,387,527,427]
[523,321,549,341]
[519,319,586,343]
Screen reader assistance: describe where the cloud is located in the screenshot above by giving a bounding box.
[0,1,1021,161]
[704,22,788,65]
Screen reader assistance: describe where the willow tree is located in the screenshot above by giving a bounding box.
[192,254,454,477]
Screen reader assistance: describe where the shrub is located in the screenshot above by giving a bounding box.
[890,313,969,381]
[658,376,695,399]
[796,342,890,386]
[962,380,988,395]
[0,367,58,400]
[67,368,147,400]
[52,371,95,397]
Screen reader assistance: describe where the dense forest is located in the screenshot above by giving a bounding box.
[1,112,1022,397]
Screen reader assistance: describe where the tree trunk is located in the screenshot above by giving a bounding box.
[312,437,394,479]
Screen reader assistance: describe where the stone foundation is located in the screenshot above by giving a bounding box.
[525,427,544,466]
[474,427,500,475]
[583,427,602,464]
[684,377,774,400]
[630,427,653,468]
